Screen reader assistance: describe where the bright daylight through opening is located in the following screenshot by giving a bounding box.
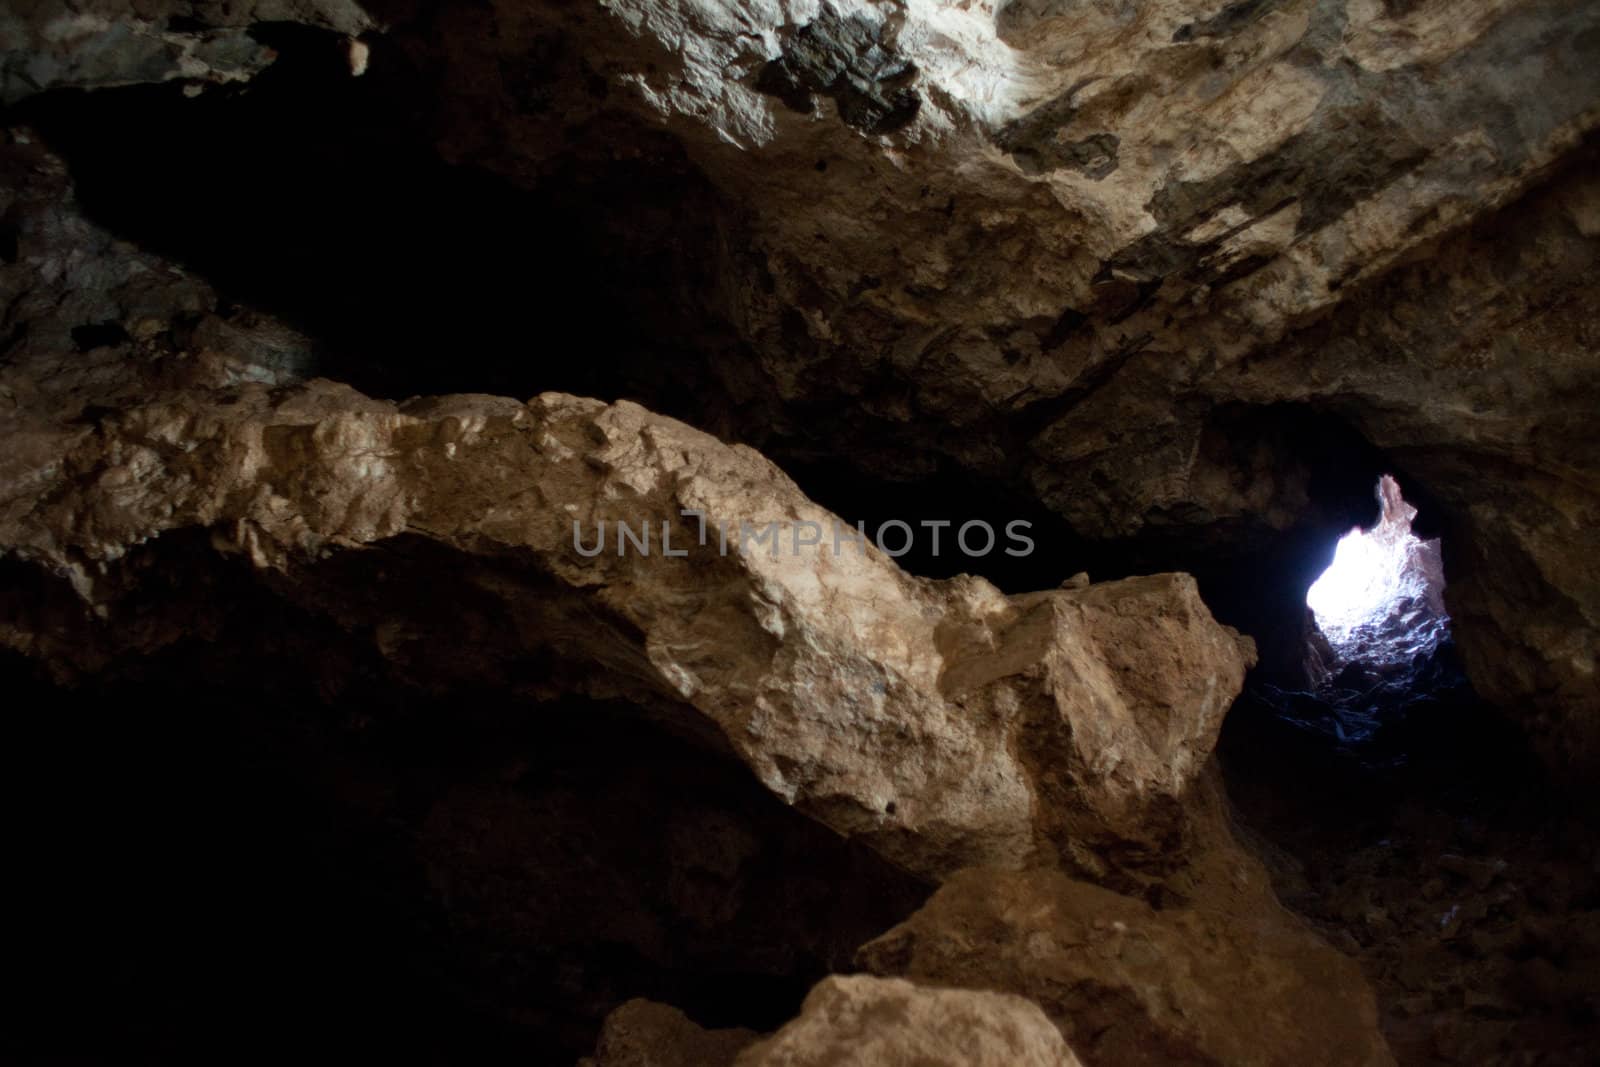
[1306,475,1448,668]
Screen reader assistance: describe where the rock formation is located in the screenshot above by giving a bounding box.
[731,975,1086,1067]
[355,0,1600,777]
[857,824,1395,1065]
[2,0,1598,1063]
[581,999,758,1067]
[0,299,1254,883]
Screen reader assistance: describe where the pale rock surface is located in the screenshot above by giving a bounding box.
[0,351,1253,885]
[731,975,1084,1067]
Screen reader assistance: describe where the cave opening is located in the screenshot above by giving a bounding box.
[1305,475,1449,679]
[1211,475,1599,1064]
[5,15,1597,1060]
[1215,521,1596,1065]
[1219,460,1511,782]
[1291,474,1456,748]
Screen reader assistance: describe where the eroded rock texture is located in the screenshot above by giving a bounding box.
[3,0,1598,1063]
[2,1,372,101]
[349,0,1600,777]
[0,306,1253,884]
[732,975,1085,1067]
[0,129,1396,1063]
[582,999,758,1067]
[10,0,1596,772]
[0,134,1262,885]
[859,852,1394,1065]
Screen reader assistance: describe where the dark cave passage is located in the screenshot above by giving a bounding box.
[0,597,929,1066]
[10,25,746,414]
[1210,485,1600,1066]
[1211,464,1526,807]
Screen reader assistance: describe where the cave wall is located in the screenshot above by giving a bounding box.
[50,0,1583,774]
[3,1,1599,1063]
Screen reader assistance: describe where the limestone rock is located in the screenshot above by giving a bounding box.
[405,0,1598,358]
[359,0,1600,778]
[732,975,1083,1067]
[582,999,757,1067]
[858,863,1395,1067]
[4,6,1596,1063]
[1,1,374,102]
[8,0,1598,782]
[0,365,1253,885]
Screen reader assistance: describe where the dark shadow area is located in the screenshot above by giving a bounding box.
[0,576,929,1066]
[781,402,1408,621]
[1213,482,1600,1066]
[10,25,746,412]
[1219,655,1600,1064]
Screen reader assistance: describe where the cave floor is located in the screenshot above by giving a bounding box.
[1223,693,1600,1066]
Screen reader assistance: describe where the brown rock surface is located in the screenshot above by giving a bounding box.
[0,364,1254,882]
[582,999,758,1067]
[731,975,1084,1067]
[358,0,1600,776]
[4,5,1598,1064]
[859,770,1397,1067]
[8,0,1598,772]
[3,130,1396,1062]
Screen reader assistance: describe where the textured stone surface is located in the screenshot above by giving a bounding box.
[732,975,1084,1067]
[0,361,1254,880]
[0,143,1255,883]
[0,141,1255,882]
[1,0,372,102]
[8,0,1598,774]
[273,0,1598,779]
[0,129,1402,1066]
[5,5,1599,1063]
[858,783,1396,1067]
[582,999,758,1067]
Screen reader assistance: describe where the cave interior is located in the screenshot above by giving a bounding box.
[3,11,1598,1067]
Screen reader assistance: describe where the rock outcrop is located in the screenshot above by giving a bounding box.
[857,768,1395,1066]
[582,976,1095,1067]
[2,127,1398,1063]
[581,999,758,1067]
[359,0,1600,777]
[0,138,1256,882]
[5,3,1597,1063]
[0,363,1254,881]
[731,975,1085,1067]
[8,0,1597,774]
[859,865,1392,1066]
